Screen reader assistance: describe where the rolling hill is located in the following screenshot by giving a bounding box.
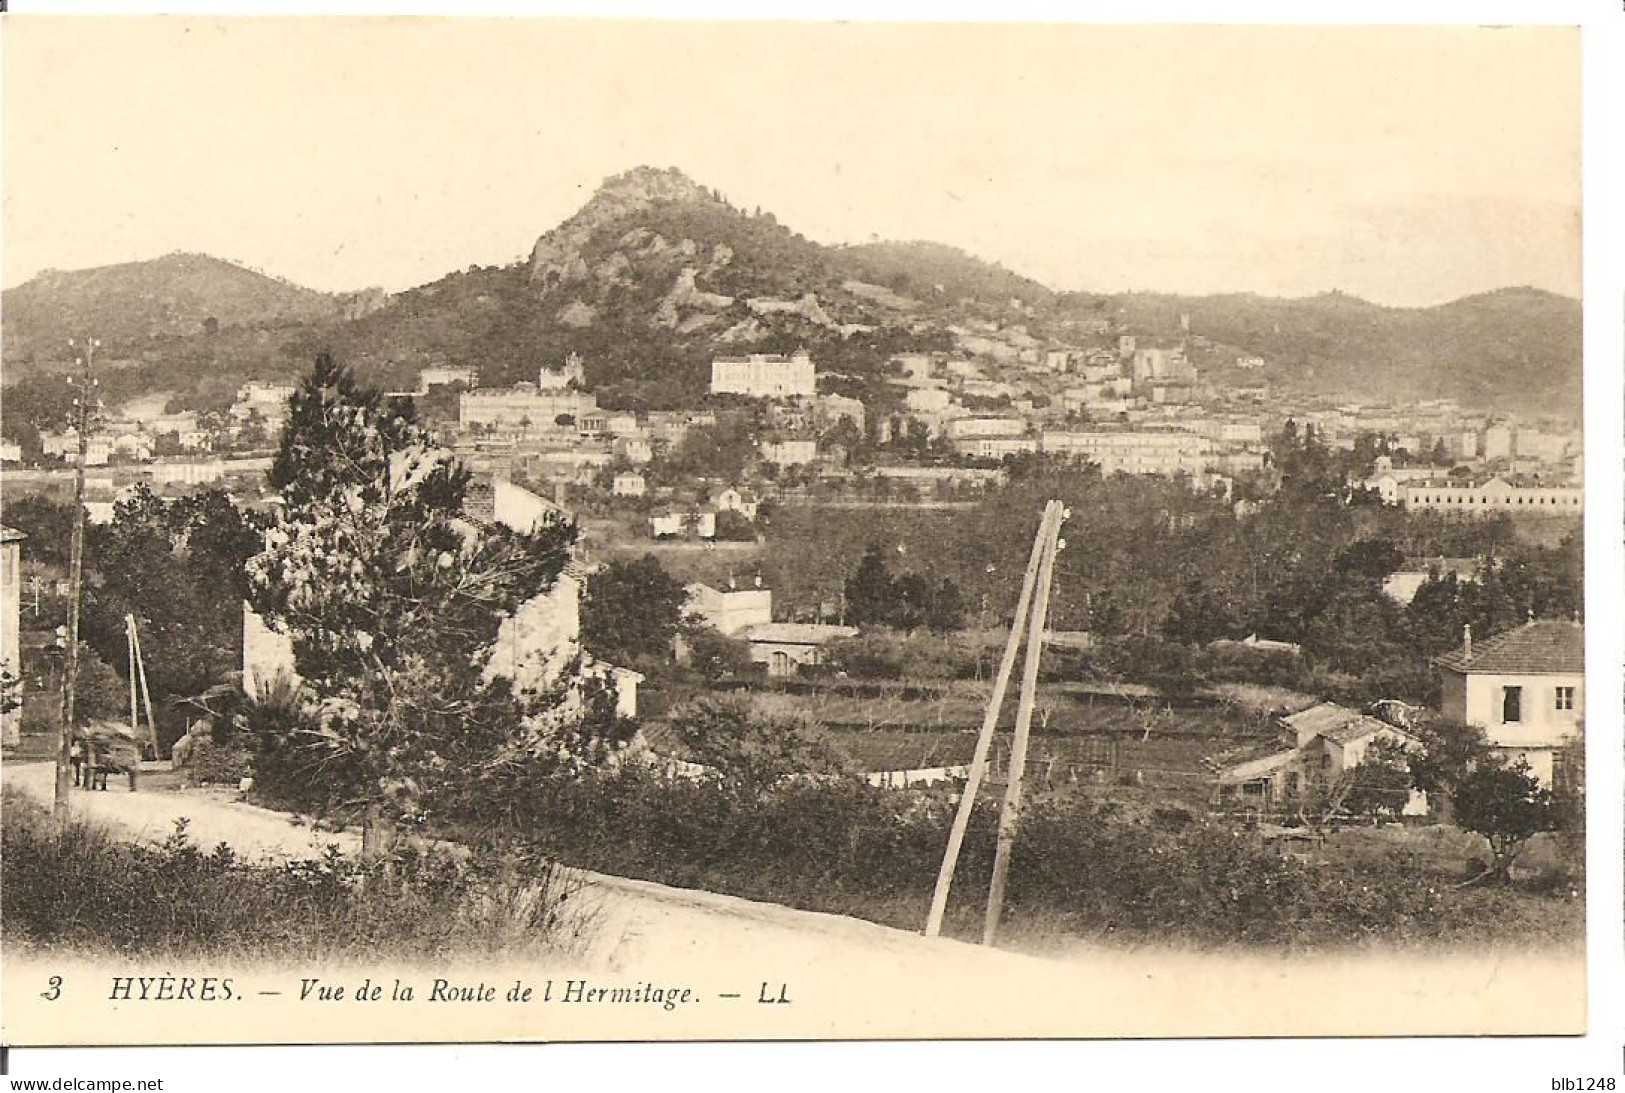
[1,252,343,369]
[0,168,1584,422]
[1084,286,1582,417]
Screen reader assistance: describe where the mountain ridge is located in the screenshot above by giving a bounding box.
[0,167,1582,420]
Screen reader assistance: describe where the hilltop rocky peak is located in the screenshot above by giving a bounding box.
[527,166,723,285]
[596,165,716,205]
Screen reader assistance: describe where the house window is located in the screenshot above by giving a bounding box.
[1501,686,1523,724]
[1555,685,1576,712]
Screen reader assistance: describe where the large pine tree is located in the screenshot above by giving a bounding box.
[248,354,586,852]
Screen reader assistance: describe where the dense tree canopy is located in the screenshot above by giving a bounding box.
[842,543,965,633]
[580,555,689,670]
[80,485,262,737]
[761,436,1579,702]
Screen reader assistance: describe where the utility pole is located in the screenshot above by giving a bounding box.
[984,502,1065,946]
[924,501,1057,938]
[54,337,98,824]
[127,615,139,742]
[129,615,158,761]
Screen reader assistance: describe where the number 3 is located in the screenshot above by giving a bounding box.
[41,976,62,1001]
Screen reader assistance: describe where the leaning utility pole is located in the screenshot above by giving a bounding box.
[983,501,1064,946]
[923,500,1058,938]
[53,337,99,824]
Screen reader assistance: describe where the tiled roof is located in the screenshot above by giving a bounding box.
[1435,619,1584,675]
[1319,717,1416,746]
[638,720,689,759]
[744,623,858,646]
[1216,747,1299,784]
[1281,702,1363,738]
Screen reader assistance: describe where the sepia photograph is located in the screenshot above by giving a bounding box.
[0,11,1601,1056]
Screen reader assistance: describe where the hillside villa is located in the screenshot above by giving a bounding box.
[710,351,816,399]
[1214,702,1426,816]
[1435,618,1583,786]
[685,582,772,637]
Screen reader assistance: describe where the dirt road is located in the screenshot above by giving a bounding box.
[1,758,1584,1042]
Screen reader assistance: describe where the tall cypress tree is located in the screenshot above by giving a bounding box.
[844,544,898,628]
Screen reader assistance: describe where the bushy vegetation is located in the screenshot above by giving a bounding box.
[187,736,254,786]
[1,789,584,962]
[822,630,970,681]
[843,543,964,631]
[466,764,1579,951]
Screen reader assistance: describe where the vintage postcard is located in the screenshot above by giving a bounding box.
[0,15,1591,1050]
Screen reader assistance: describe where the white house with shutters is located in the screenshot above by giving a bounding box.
[1435,619,1583,786]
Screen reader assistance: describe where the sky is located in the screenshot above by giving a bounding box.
[1,18,1581,306]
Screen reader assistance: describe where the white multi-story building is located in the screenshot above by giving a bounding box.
[1371,474,1582,515]
[1515,429,1578,463]
[459,384,599,430]
[945,416,1027,440]
[233,382,297,428]
[1041,428,1212,476]
[710,351,816,398]
[1183,420,1265,445]
[685,583,773,637]
[616,438,653,465]
[612,473,647,498]
[1042,350,1072,373]
[418,365,479,391]
[1131,347,1196,387]
[953,435,1038,459]
[110,433,154,462]
[1437,620,1583,786]
[536,353,587,390]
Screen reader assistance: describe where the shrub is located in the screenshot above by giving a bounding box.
[667,694,847,799]
[188,737,254,786]
[683,626,755,682]
[0,788,586,961]
[823,630,971,681]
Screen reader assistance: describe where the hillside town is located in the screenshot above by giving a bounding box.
[2,324,1585,833]
[0,321,1584,530]
[0,175,1586,981]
